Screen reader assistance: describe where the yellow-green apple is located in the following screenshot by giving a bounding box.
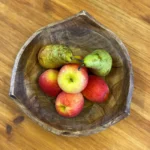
[55,92,84,117]
[82,75,109,103]
[38,69,61,97]
[58,64,88,93]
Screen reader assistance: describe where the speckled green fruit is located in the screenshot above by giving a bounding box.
[38,44,73,69]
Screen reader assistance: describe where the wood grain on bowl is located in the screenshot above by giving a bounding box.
[9,11,133,136]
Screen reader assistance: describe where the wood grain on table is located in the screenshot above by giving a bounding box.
[0,0,150,150]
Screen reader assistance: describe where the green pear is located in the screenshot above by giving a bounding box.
[38,44,73,69]
[83,49,112,76]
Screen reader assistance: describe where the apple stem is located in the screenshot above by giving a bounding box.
[78,63,85,70]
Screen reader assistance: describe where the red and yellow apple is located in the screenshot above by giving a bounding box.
[38,69,61,97]
[58,64,88,94]
[82,75,109,103]
[55,92,84,117]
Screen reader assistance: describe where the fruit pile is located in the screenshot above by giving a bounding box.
[38,44,112,118]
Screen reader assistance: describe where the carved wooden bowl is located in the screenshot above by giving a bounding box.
[9,11,133,136]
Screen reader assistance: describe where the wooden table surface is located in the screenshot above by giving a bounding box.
[0,0,150,150]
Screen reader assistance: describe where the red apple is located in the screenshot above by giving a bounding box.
[55,92,84,117]
[58,64,88,94]
[82,75,109,103]
[38,69,61,97]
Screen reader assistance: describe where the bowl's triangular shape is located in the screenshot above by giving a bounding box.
[9,10,133,136]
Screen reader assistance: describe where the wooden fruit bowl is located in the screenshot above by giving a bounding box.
[9,11,134,137]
